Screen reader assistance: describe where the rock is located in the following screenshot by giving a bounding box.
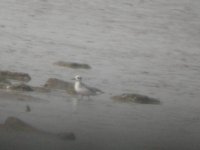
[0,82,50,92]
[9,84,34,91]
[0,77,11,89]
[0,71,31,82]
[44,78,76,95]
[0,77,11,84]
[54,61,91,69]
[0,84,10,90]
[0,76,33,91]
[111,93,161,104]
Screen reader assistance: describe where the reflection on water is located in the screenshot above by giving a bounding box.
[72,98,78,112]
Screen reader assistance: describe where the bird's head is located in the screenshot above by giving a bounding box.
[73,75,82,81]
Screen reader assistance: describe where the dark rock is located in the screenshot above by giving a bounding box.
[44,78,76,95]
[54,61,91,69]
[0,71,31,82]
[111,93,161,104]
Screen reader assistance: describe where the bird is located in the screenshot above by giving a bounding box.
[73,75,103,99]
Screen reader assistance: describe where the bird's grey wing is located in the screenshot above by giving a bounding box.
[87,86,104,94]
[81,83,104,94]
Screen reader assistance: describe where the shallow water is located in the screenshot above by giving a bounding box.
[0,0,200,149]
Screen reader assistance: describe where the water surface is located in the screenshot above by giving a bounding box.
[0,0,200,149]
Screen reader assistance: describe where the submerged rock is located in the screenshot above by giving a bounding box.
[112,93,161,104]
[0,90,46,102]
[0,117,76,141]
[32,86,51,93]
[57,132,76,141]
[1,117,38,132]
[44,78,76,95]
[54,61,91,69]
[0,70,31,82]
[26,105,31,112]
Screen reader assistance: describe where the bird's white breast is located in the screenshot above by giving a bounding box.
[75,81,90,95]
[74,81,81,92]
